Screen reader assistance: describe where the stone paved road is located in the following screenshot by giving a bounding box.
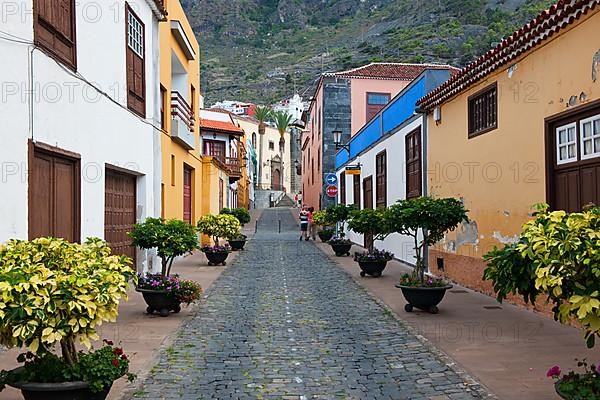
[132,209,490,400]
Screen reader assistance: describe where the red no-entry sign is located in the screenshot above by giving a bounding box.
[326,185,338,198]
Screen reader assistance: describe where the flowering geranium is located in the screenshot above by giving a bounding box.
[548,359,600,399]
[398,273,448,288]
[354,249,394,262]
[200,244,232,254]
[137,274,202,305]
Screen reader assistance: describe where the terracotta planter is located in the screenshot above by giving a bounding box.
[8,373,111,400]
[204,251,229,266]
[136,288,181,317]
[395,284,453,314]
[228,239,246,251]
[330,242,352,257]
[357,260,388,278]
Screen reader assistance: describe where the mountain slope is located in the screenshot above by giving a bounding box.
[182,0,555,105]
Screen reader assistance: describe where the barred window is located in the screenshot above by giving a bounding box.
[468,83,497,137]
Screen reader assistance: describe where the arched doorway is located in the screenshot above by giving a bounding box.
[272,168,281,191]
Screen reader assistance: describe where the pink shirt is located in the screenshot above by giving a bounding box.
[308,211,313,223]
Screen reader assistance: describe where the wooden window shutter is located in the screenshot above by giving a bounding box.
[126,5,146,117]
[340,172,346,205]
[405,128,422,199]
[376,151,387,208]
[34,0,77,70]
[353,175,361,209]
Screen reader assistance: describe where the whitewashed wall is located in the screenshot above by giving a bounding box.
[0,1,161,272]
[337,117,423,266]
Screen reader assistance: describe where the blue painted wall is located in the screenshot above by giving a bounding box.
[335,69,452,169]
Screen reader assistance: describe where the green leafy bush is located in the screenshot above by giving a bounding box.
[486,204,600,347]
[220,207,251,226]
[197,214,241,244]
[347,208,391,253]
[387,197,468,285]
[0,238,134,390]
[129,218,198,276]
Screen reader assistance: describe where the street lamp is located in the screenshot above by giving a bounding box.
[333,129,350,154]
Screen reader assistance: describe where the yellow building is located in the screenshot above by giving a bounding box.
[417,0,600,298]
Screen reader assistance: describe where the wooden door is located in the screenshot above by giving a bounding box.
[183,166,192,223]
[29,145,79,242]
[363,176,373,209]
[272,168,281,191]
[105,169,137,261]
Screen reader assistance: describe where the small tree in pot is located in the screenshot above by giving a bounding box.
[484,204,600,399]
[130,218,202,317]
[0,238,135,399]
[220,208,250,250]
[325,204,356,256]
[312,210,334,242]
[347,208,393,277]
[388,197,468,313]
[197,214,241,265]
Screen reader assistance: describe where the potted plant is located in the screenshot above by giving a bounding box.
[547,360,600,399]
[220,207,250,250]
[347,207,394,277]
[484,204,600,398]
[389,197,468,313]
[324,204,355,256]
[129,218,200,316]
[136,274,202,317]
[0,237,135,399]
[312,210,334,242]
[197,214,241,266]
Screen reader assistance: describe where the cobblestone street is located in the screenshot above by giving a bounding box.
[133,209,490,400]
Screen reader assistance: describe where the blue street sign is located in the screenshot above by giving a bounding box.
[325,173,338,186]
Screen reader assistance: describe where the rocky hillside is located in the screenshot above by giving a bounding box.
[182,0,555,105]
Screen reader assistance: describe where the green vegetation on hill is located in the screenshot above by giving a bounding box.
[181,0,555,104]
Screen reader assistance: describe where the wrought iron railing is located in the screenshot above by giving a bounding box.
[171,91,194,132]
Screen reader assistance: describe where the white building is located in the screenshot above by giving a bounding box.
[210,100,255,116]
[0,0,165,272]
[335,69,455,266]
[272,94,307,121]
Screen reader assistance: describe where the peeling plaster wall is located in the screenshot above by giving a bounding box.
[426,9,600,294]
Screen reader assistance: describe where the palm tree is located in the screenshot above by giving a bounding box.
[272,111,293,191]
[254,106,271,188]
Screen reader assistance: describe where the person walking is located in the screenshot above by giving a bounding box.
[308,207,317,240]
[299,207,309,241]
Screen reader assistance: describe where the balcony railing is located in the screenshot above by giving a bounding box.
[170,91,195,150]
[225,157,241,177]
[171,91,194,132]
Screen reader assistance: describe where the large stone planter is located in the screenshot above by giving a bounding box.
[395,284,453,314]
[8,372,112,400]
[204,251,230,266]
[357,260,388,278]
[136,288,181,317]
[330,242,352,257]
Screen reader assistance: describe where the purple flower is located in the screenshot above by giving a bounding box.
[547,366,561,378]
[596,364,600,374]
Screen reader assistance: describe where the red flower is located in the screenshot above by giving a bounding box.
[111,359,119,367]
[113,347,124,356]
[121,354,128,360]
[103,339,114,346]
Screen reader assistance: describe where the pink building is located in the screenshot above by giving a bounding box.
[302,63,456,210]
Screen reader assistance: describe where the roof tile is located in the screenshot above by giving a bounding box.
[325,63,459,80]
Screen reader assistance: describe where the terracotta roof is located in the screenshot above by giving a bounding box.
[324,63,460,80]
[417,0,600,110]
[199,119,244,134]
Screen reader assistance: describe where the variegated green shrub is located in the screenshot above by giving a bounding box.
[485,204,600,347]
[0,237,135,364]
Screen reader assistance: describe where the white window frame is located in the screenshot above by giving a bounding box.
[580,114,600,161]
[127,11,144,58]
[556,122,578,165]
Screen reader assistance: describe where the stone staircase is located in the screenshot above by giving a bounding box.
[275,194,295,207]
